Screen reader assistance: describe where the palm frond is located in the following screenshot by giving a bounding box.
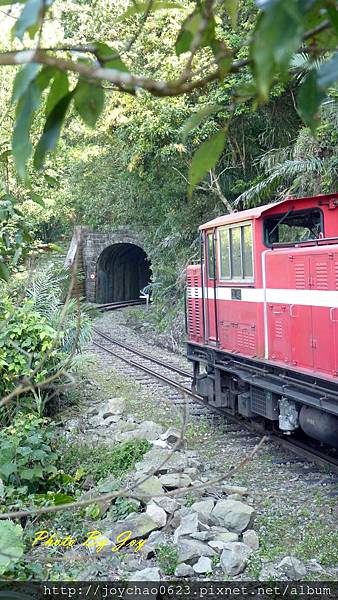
[235,158,323,206]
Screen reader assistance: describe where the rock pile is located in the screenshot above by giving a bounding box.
[64,408,315,581]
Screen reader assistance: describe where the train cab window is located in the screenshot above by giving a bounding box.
[207,233,215,279]
[264,208,322,246]
[219,223,253,280]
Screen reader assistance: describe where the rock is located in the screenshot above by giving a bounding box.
[193,556,213,574]
[160,427,181,445]
[133,475,165,500]
[259,563,280,581]
[190,531,213,541]
[116,421,164,443]
[184,467,199,478]
[277,556,307,580]
[212,499,255,533]
[173,512,199,543]
[152,439,170,449]
[220,542,252,576]
[104,513,159,544]
[100,397,125,418]
[170,507,194,529]
[227,494,243,501]
[223,485,248,496]
[209,540,229,552]
[135,447,187,474]
[146,503,167,527]
[188,458,201,470]
[152,496,181,514]
[176,538,217,563]
[140,530,167,558]
[129,567,160,581]
[104,415,121,426]
[212,531,238,543]
[242,529,259,550]
[159,473,192,489]
[174,563,194,577]
[306,559,324,574]
[190,498,215,523]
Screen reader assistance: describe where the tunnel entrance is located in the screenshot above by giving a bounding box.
[95,243,151,304]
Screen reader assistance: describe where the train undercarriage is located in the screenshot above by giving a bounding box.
[187,342,338,448]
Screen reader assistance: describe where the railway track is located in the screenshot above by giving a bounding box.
[92,326,338,474]
[95,299,147,312]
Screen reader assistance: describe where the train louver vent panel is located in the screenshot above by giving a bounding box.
[295,263,306,288]
[315,262,328,289]
[250,387,279,420]
[251,387,267,416]
[194,275,201,336]
[187,272,201,337]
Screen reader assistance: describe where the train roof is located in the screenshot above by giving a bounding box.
[199,193,338,230]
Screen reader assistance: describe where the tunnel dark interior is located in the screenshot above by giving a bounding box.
[95,243,151,304]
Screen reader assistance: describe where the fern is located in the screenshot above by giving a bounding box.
[235,157,323,206]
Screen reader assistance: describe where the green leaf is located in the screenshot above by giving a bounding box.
[52,493,75,505]
[251,0,303,99]
[0,262,10,282]
[189,129,227,195]
[30,192,45,207]
[176,10,216,55]
[74,82,105,128]
[93,42,129,72]
[21,468,35,480]
[317,52,338,90]
[44,174,58,186]
[297,70,325,133]
[12,80,42,180]
[14,0,43,40]
[119,1,184,20]
[0,462,16,478]
[181,104,221,141]
[45,71,69,115]
[12,63,40,104]
[0,521,24,576]
[33,92,73,170]
[45,243,63,252]
[211,40,232,79]
[326,5,338,34]
[224,0,239,29]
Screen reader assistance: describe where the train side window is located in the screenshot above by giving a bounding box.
[231,227,241,277]
[219,229,230,278]
[207,233,215,279]
[264,208,322,246]
[219,222,253,281]
[242,224,253,277]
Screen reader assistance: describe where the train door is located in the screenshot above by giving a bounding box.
[310,253,337,376]
[288,255,314,369]
[204,231,219,344]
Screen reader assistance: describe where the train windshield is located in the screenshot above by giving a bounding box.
[264,208,322,246]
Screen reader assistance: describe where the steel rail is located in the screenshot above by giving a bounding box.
[93,327,193,379]
[93,333,338,473]
[92,339,198,398]
[96,299,146,312]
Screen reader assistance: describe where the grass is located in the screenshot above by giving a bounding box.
[59,438,151,483]
[155,543,179,575]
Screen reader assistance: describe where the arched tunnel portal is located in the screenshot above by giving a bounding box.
[95,243,151,304]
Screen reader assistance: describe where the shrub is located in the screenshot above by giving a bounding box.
[0,413,58,494]
[61,438,151,482]
[0,296,63,399]
[155,543,178,575]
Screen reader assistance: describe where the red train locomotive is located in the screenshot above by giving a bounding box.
[186,193,338,447]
